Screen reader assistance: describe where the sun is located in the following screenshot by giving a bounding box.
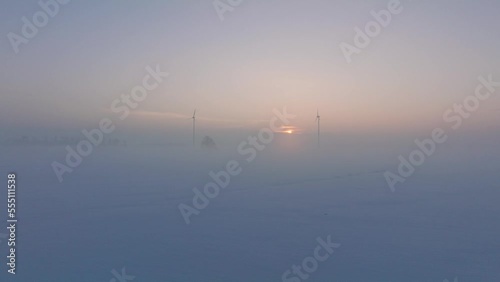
[286,130,293,134]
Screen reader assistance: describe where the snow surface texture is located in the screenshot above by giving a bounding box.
[0,136,499,282]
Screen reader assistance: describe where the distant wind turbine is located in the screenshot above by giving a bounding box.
[191,109,196,147]
[316,109,321,147]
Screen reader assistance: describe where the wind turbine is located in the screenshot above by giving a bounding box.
[316,109,321,147]
[191,109,196,147]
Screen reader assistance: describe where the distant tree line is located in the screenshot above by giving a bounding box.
[1,136,127,147]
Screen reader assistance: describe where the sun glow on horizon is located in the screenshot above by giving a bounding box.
[279,126,300,135]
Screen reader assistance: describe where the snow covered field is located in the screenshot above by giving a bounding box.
[3,0,500,280]
[0,135,499,282]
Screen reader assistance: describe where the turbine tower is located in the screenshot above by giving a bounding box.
[191,109,196,147]
[316,109,321,147]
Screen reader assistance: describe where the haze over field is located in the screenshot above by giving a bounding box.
[1,0,500,281]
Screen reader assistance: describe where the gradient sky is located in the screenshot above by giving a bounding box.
[2,0,500,140]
